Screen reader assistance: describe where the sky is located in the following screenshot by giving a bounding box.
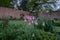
[52,0,60,11]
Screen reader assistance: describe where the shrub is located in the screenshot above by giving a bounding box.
[0,0,11,7]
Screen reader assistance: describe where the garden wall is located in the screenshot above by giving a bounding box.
[0,7,29,19]
[38,12,60,19]
[0,7,60,19]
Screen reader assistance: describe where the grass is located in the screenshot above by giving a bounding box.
[53,26,60,32]
[0,20,34,28]
[0,20,58,40]
[9,20,34,27]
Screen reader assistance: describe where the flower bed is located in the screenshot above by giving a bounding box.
[0,20,57,40]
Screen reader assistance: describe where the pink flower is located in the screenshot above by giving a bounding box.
[32,16,35,20]
[24,15,36,25]
[27,16,32,25]
[24,16,27,22]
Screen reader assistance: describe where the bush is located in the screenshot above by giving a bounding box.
[0,0,11,7]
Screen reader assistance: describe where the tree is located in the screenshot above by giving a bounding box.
[27,0,57,13]
[10,0,27,11]
[11,0,60,13]
[0,0,11,7]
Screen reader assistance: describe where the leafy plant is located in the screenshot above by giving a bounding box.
[0,21,57,40]
[27,0,56,13]
[0,0,11,7]
[0,20,57,40]
[34,18,54,33]
[53,19,60,26]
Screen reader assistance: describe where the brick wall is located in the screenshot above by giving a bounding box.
[38,12,60,19]
[0,7,60,19]
[0,7,29,19]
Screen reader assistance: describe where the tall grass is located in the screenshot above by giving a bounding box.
[0,20,57,40]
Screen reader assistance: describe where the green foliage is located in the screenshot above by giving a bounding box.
[34,18,54,32]
[53,19,60,26]
[27,0,56,13]
[0,20,57,40]
[0,0,57,13]
[2,16,19,20]
[0,0,11,7]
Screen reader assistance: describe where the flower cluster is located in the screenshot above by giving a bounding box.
[24,15,38,25]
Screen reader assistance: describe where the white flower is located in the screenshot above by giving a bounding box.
[24,19,27,22]
[35,22,38,25]
[32,21,34,23]
[32,33,35,37]
[28,22,31,25]
[42,22,45,26]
